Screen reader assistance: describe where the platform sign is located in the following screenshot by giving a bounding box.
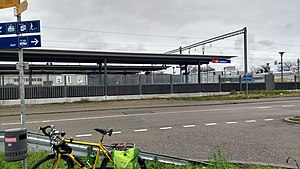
[0,20,40,35]
[0,35,41,49]
[0,0,18,9]
[212,59,231,63]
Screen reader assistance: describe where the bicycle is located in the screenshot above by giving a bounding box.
[31,125,147,169]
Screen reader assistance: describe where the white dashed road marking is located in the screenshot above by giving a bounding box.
[205,123,217,126]
[76,134,92,138]
[246,120,256,123]
[257,106,272,109]
[282,105,295,107]
[134,129,148,132]
[160,127,172,130]
[183,125,195,128]
[112,131,122,135]
[264,119,274,121]
[226,121,237,124]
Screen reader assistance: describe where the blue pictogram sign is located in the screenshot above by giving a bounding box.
[0,20,40,35]
[0,35,41,49]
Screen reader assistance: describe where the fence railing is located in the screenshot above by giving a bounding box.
[1,75,300,100]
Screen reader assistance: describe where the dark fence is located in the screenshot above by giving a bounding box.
[1,82,300,100]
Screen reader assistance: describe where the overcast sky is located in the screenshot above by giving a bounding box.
[1,0,300,71]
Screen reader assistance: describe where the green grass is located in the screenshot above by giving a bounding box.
[0,150,284,169]
[170,90,300,102]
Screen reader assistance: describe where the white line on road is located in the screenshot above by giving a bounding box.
[246,120,256,123]
[160,127,173,130]
[76,134,92,138]
[281,105,295,107]
[0,107,253,126]
[183,125,195,128]
[256,106,272,109]
[112,131,122,134]
[205,123,217,126]
[134,129,148,132]
[264,119,274,121]
[226,121,237,124]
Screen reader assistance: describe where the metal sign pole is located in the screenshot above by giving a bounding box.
[17,0,27,168]
[297,58,300,82]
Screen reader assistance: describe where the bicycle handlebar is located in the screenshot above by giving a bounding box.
[39,125,53,136]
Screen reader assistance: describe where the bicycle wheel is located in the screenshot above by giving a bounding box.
[31,154,74,169]
[99,156,146,169]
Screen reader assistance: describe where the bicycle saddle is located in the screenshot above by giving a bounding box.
[94,128,113,136]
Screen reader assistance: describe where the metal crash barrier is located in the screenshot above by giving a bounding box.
[0,131,203,166]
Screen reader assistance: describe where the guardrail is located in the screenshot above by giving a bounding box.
[1,131,295,168]
[0,131,205,166]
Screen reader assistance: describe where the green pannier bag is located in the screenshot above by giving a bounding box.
[111,147,140,169]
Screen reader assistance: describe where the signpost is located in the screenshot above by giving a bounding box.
[0,0,18,9]
[0,1,41,168]
[242,74,252,96]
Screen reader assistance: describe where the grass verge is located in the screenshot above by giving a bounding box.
[0,150,284,169]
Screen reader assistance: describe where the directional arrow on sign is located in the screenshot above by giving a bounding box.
[31,38,39,45]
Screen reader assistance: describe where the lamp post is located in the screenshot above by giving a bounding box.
[279,52,285,82]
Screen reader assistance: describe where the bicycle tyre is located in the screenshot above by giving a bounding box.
[99,156,146,169]
[31,154,74,169]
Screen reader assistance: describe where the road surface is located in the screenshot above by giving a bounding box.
[1,97,300,166]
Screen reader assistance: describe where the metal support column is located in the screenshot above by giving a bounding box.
[243,27,248,75]
[64,75,67,97]
[198,61,201,92]
[17,1,27,168]
[98,62,102,86]
[1,75,3,86]
[170,75,173,94]
[185,64,188,84]
[297,58,300,83]
[139,74,142,95]
[29,70,32,86]
[218,75,222,92]
[104,59,108,96]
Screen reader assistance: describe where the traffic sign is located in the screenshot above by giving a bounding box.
[242,75,253,82]
[0,0,18,9]
[212,59,231,63]
[0,35,41,49]
[0,20,40,35]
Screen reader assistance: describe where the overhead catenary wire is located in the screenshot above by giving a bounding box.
[43,26,300,49]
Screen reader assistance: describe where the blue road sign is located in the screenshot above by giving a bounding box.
[242,75,253,82]
[0,20,40,35]
[0,35,41,49]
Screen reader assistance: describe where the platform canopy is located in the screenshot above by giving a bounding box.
[0,49,237,65]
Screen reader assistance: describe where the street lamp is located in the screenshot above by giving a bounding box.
[279,52,285,82]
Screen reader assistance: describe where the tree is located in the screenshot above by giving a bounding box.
[187,65,215,74]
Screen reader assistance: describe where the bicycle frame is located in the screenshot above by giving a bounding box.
[53,139,113,169]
